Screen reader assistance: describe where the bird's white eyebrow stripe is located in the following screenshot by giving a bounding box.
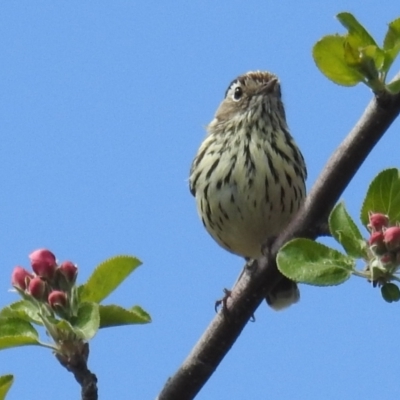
[224,80,240,98]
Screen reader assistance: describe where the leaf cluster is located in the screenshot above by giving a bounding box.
[0,256,150,351]
[313,13,400,93]
[278,169,400,303]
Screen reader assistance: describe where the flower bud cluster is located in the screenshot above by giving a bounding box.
[367,213,400,279]
[11,249,78,316]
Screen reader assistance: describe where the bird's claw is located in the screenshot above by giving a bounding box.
[215,288,232,316]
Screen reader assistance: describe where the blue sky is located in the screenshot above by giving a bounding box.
[1,2,400,399]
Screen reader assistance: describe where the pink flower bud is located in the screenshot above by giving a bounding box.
[369,231,387,255]
[11,266,33,290]
[383,226,400,251]
[29,249,57,279]
[28,277,46,300]
[48,290,67,309]
[58,261,78,284]
[368,213,389,232]
[369,231,384,246]
[380,253,394,265]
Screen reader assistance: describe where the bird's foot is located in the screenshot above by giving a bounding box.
[215,288,232,318]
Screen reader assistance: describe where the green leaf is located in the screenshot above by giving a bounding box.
[337,12,377,48]
[313,35,364,86]
[80,255,142,303]
[0,301,42,325]
[71,302,100,340]
[53,319,76,338]
[329,202,367,258]
[383,18,400,75]
[277,238,354,286]
[0,318,41,350]
[342,42,382,88]
[99,305,151,329]
[361,169,400,227]
[383,43,400,75]
[386,78,400,94]
[362,45,385,72]
[0,375,14,400]
[337,13,379,76]
[383,18,400,50]
[381,283,400,303]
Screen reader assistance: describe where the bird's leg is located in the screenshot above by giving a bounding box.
[214,288,232,316]
[215,258,257,321]
[261,236,277,260]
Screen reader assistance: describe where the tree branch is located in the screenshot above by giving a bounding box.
[157,73,400,400]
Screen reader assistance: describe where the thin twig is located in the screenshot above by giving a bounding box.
[56,342,98,400]
[157,72,400,400]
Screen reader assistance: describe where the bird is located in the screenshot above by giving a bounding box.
[189,71,307,310]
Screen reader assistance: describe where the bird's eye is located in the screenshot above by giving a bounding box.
[233,87,243,101]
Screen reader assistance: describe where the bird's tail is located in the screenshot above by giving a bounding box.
[265,276,300,311]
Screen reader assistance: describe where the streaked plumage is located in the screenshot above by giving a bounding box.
[189,71,307,310]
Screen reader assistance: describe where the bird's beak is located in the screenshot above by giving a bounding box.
[258,77,279,95]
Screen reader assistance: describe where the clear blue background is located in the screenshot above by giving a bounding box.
[1,2,400,399]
